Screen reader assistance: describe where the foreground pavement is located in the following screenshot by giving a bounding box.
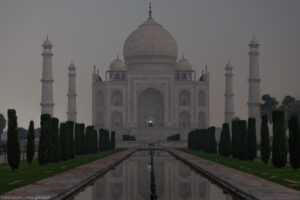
[168,148,300,200]
[0,149,136,200]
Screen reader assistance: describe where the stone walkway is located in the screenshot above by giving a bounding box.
[168,149,300,200]
[0,149,136,200]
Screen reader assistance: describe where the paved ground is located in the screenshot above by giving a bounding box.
[168,149,300,200]
[0,149,136,200]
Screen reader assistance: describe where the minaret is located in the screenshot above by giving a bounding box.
[41,35,54,116]
[67,61,77,122]
[224,61,234,124]
[248,35,261,125]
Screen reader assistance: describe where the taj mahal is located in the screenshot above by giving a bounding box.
[91,9,209,143]
[40,5,261,146]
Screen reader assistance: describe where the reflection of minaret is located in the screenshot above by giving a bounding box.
[67,61,77,122]
[248,35,261,125]
[41,35,54,116]
[224,61,234,124]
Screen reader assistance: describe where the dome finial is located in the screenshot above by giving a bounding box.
[148,2,152,18]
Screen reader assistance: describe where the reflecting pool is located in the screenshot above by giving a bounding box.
[73,150,234,200]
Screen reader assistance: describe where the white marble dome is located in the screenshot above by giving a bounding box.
[176,55,192,70]
[109,55,126,71]
[123,16,178,64]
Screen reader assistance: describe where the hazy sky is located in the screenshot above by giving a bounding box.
[0,0,299,129]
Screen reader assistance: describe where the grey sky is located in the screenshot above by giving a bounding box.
[0,0,299,129]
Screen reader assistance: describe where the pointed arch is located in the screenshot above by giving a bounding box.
[111,90,123,106]
[179,90,191,106]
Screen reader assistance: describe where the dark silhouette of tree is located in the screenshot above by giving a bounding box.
[219,123,231,157]
[0,113,6,146]
[49,118,59,162]
[207,127,217,154]
[247,118,257,161]
[26,121,35,165]
[288,113,300,170]
[38,114,51,165]
[238,120,248,161]
[260,115,270,164]
[66,121,75,159]
[60,123,69,160]
[110,131,116,149]
[7,109,20,172]
[231,119,239,159]
[272,110,287,168]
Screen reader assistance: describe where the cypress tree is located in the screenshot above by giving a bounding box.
[7,109,20,172]
[272,110,287,168]
[49,118,59,162]
[198,129,204,151]
[99,128,105,151]
[208,127,217,153]
[260,114,270,164]
[203,129,210,153]
[219,123,231,157]
[60,123,69,161]
[110,131,116,150]
[247,118,257,161]
[75,123,81,155]
[94,129,98,152]
[26,121,35,165]
[38,114,51,165]
[288,113,300,170]
[238,120,248,161]
[80,123,85,154]
[231,119,239,159]
[66,121,75,159]
[85,126,90,154]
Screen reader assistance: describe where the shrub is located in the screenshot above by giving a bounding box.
[208,127,217,154]
[110,131,116,149]
[66,121,75,159]
[60,123,69,160]
[238,120,248,161]
[219,123,231,157]
[7,109,20,172]
[247,118,257,161]
[260,114,270,164]
[38,114,51,165]
[49,117,59,162]
[26,121,35,165]
[272,110,287,168]
[288,113,300,170]
[231,119,239,159]
[75,123,81,155]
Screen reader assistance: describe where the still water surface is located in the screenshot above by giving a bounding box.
[73,150,233,200]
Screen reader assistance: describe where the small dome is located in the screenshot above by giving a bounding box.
[43,35,52,46]
[109,55,126,71]
[123,17,178,65]
[176,54,192,70]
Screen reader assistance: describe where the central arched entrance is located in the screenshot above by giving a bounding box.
[137,88,164,127]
